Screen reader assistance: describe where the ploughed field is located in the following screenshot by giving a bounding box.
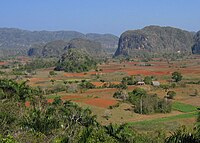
[1,56,200,132]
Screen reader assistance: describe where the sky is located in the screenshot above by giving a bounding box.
[0,0,200,35]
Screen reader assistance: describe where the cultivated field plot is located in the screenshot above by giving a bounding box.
[1,57,200,132]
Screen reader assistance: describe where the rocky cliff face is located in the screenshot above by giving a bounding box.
[192,31,200,54]
[114,26,194,57]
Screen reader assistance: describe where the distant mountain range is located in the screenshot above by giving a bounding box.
[0,26,200,59]
[0,28,118,57]
[28,38,106,58]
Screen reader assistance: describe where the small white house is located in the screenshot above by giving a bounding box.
[137,81,145,85]
[152,81,160,87]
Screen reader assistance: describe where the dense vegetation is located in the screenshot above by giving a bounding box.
[10,58,57,76]
[55,49,97,73]
[128,88,172,114]
[0,79,162,142]
[0,79,199,142]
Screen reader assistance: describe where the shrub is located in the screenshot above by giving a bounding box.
[167,91,176,99]
[113,91,128,100]
[170,83,176,88]
[144,76,153,85]
[79,81,95,89]
[121,76,137,85]
[160,84,170,92]
[172,72,182,82]
[116,83,128,90]
[49,71,57,76]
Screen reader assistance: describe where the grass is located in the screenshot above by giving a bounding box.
[127,111,198,132]
[45,93,90,101]
[45,94,61,99]
[172,102,198,112]
[129,112,198,126]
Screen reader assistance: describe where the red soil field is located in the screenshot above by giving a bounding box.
[86,88,116,94]
[28,77,49,84]
[63,71,98,77]
[75,98,118,108]
[181,69,200,74]
[124,69,171,76]
[61,95,83,100]
[92,81,120,87]
[0,62,7,66]
[25,95,117,108]
[91,82,104,87]
[63,73,86,77]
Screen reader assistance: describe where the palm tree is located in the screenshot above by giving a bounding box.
[0,79,31,103]
[132,88,146,114]
[165,130,199,143]
[13,80,32,103]
[165,110,200,143]
[0,79,14,99]
[105,123,130,142]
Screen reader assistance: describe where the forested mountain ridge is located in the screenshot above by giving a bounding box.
[28,38,106,58]
[0,28,118,57]
[0,28,85,49]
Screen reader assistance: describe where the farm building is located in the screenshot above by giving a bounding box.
[152,81,160,86]
[137,81,145,85]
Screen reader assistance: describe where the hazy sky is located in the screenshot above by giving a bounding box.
[0,0,200,35]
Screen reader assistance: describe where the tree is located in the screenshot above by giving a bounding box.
[165,126,200,143]
[79,80,95,90]
[0,79,32,103]
[144,76,153,85]
[50,79,55,85]
[121,76,137,85]
[116,83,128,90]
[129,88,147,114]
[129,88,172,114]
[160,84,170,92]
[172,72,182,82]
[113,90,128,101]
[167,91,176,99]
[49,71,56,76]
